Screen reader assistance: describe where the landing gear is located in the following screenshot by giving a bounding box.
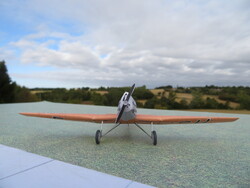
[95,121,157,145]
[95,121,121,145]
[95,130,101,144]
[134,122,157,145]
[151,131,157,145]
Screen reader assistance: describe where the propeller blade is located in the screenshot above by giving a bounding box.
[115,104,126,124]
[126,83,135,101]
[115,84,135,124]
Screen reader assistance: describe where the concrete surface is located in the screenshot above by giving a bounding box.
[0,144,153,188]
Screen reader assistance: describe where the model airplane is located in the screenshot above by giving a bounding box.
[20,84,238,145]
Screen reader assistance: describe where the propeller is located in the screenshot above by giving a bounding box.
[115,84,135,124]
[126,83,135,101]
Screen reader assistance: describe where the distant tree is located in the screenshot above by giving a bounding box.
[159,96,169,108]
[14,85,39,102]
[133,86,154,100]
[204,97,219,109]
[144,96,158,109]
[0,61,39,103]
[190,91,205,109]
[81,87,90,91]
[237,91,250,110]
[218,93,238,102]
[97,86,107,91]
[155,85,173,90]
[168,90,176,102]
[104,88,125,106]
[164,90,177,109]
[82,90,91,101]
[136,101,144,108]
[0,61,15,103]
[91,92,107,105]
[179,99,189,109]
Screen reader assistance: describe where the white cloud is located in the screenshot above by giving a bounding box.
[2,0,250,87]
[0,48,14,61]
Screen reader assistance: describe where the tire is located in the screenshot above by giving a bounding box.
[151,131,157,145]
[95,130,101,144]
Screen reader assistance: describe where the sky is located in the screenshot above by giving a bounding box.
[0,0,250,88]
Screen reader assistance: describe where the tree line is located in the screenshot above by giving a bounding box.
[0,61,39,103]
[37,85,154,107]
[1,60,250,110]
[30,86,250,110]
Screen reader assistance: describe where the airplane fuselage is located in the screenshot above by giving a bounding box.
[118,92,137,121]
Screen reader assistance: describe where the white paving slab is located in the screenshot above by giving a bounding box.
[0,145,154,188]
[0,144,52,180]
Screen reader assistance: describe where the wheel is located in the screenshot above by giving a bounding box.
[95,130,101,144]
[151,131,157,145]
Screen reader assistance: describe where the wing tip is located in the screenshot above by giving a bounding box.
[19,112,36,117]
[19,112,28,116]
[213,117,239,123]
[231,117,239,122]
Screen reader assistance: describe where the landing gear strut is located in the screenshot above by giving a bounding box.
[95,121,121,145]
[134,122,157,145]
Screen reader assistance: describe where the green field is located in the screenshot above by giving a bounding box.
[0,102,249,187]
[184,109,250,115]
[150,89,240,109]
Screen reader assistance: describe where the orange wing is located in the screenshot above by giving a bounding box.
[132,114,238,124]
[20,113,238,125]
[20,113,117,123]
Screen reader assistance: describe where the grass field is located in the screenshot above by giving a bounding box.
[184,109,250,115]
[176,93,238,108]
[0,102,249,187]
[93,90,109,95]
[30,90,51,94]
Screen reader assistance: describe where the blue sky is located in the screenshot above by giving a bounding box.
[1,0,250,88]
